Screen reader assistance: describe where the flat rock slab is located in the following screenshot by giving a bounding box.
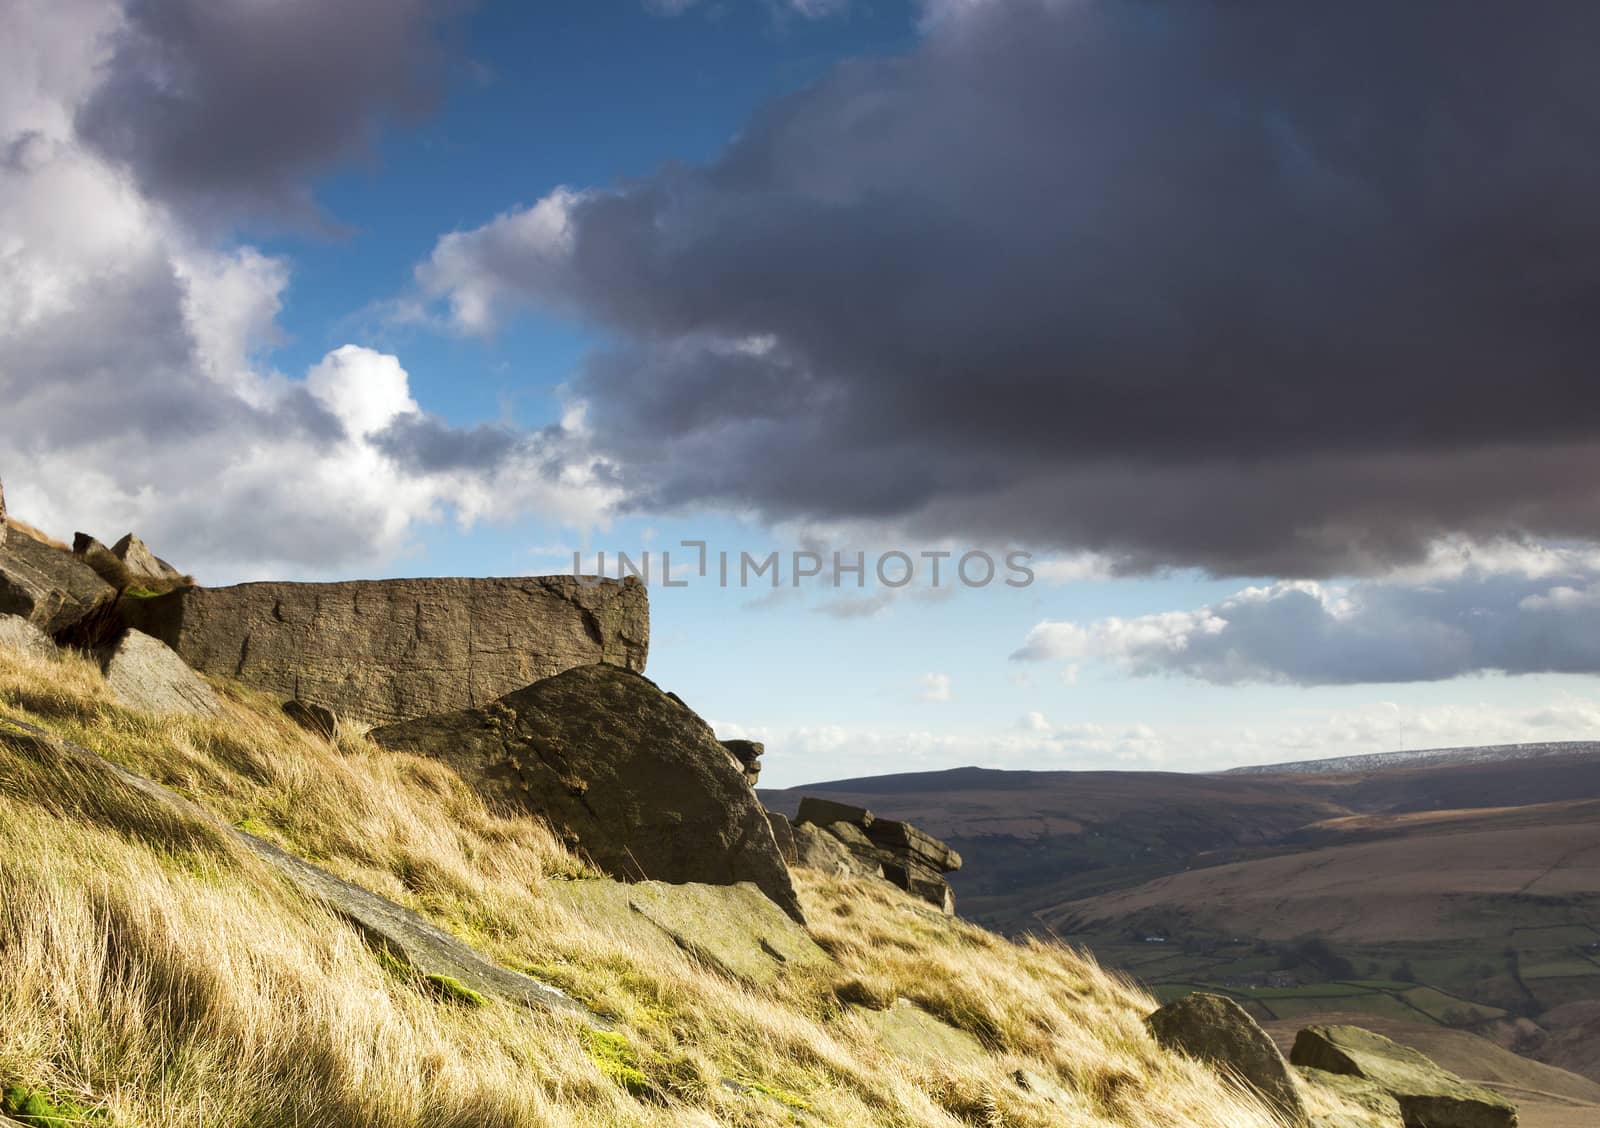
[120,575,648,727]
[1147,992,1309,1124]
[854,999,987,1068]
[1298,1068,1406,1128]
[0,714,595,1024]
[542,879,831,987]
[98,629,221,717]
[1291,1025,1518,1128]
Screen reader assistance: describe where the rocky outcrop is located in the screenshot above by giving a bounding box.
[1291,1025,1518,1128]
[0,529,118,635]
[1146,993,1309,1125]
[370,664,803,922]
[111,533,185,585]
[120,575,649,727]
[791,820,873,877]
[721,739,763,786]
[792,798,961,914]
[97,630,221,717]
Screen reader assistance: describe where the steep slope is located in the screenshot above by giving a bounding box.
[0,639,1291,1128]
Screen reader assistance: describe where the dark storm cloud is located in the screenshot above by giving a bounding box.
[374,413,519,473]
[422,0,1600,577]
[77,0,461,221]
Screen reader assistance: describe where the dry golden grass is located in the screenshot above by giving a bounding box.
[0,640,1286,1127]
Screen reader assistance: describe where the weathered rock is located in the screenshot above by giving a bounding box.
[0,614,56,660]
[544,879,830,986]
[1147,993,1309,1125]
[283,699,338,740]
[797,806,960,913]
[721,738,763,787]
[1297,1068,1406,1128]
[119,574,649,727]
[765,810,798,865]
[72,532,108,557]
[883,859,956,916]
[791,821,871,877]
[855,998,988,1067]
[865,818,963,873]
[370,664,803,922]
[0,714,593,1022]
[1290,1025,1518,1128]
[111,533,185,583]
[0,531,118,635]
[796,796,873,828]
[98,629,221,717]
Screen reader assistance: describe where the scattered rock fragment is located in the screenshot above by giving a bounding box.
[0,614,57,660]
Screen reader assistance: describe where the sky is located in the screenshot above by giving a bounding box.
[5,0,1600,788]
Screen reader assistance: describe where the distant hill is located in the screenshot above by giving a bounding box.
[764,741,1600,1087]
[1227,740,1600,776]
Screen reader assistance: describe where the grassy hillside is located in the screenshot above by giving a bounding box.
[0,641,1288,1128]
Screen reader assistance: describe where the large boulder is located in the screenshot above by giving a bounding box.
[370,664,803,922]
[1290,1025,1518,1128]
[1147,992,1309,1125]
[0,529,118,635]
[120,575,649,726]
[98,630,221,717]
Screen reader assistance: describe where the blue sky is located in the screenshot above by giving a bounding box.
[7,0,1600,786]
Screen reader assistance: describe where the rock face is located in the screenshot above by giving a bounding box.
[765,810,798,865]
[98,630,221,717]
[792,799,962,914]
[120,575,649,727]
[370,664,803,922]
[1291,1025,1518,1128]
[0,530,118,635]
[0,614,56,660]
[1146,993,1309,1125]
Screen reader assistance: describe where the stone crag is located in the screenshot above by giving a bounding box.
[792,797,962,914]
[120,575,649,727]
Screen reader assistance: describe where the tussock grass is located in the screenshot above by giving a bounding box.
[0,641,1286,1127]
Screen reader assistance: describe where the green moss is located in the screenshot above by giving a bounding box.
[741,1080,812,1112]
[422,973,488,1008]
[2,1082,107,1125]
[232,816,273,837]
[581,1030,654,1099]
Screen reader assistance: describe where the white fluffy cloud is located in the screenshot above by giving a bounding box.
[1013,546,1600,685]
[0,0,616,581]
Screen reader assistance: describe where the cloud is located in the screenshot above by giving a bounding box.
[418,0,1600,578]
[916,672,952,702]
[1013,546,1600,685]
[748,691,1600,785]
[74,0,461,223]
[0,0,613,582]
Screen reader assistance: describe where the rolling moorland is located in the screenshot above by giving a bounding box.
[763,744,1600,1101]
